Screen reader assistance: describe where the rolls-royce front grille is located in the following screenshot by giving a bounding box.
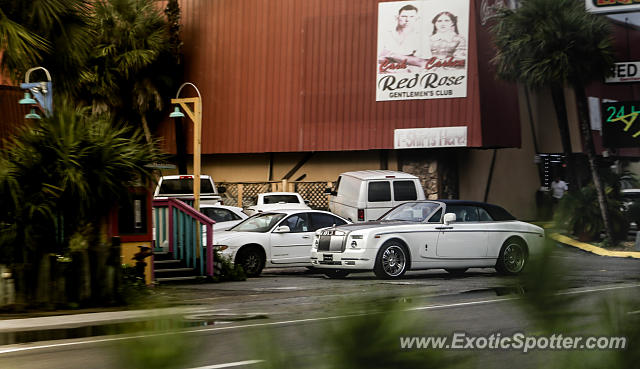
[317,234,346,252]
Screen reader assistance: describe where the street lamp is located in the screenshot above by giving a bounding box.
[170,82,203,211]
[19,66,53,119]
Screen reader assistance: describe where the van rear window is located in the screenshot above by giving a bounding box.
[393,180,417,201]
[159,179,215,194]
[368,181,391,202]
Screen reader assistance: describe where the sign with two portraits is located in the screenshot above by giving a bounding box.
[376,0,470,101]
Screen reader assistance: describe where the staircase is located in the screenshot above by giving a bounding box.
[153,251,199,283]
[152,198,216,283]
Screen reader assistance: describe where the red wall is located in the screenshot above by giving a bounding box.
[157,0,521,154]
[0,86,30,145]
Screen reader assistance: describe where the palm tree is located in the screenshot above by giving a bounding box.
[0,101,163,306]
[491,0,616,243]
[79,0,175,143]
[0,0,94,94]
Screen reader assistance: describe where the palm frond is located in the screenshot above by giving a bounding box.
[0,8,50,75]
[490,0,614,87]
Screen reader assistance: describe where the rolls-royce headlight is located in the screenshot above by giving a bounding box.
[313,238,319,249]
[350,240,358,249]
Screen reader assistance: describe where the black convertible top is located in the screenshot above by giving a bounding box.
[437,200,517,221]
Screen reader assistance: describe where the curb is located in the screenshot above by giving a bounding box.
[550,233,640,259]
[0,306,208,333]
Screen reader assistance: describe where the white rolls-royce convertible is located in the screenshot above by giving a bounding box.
[311,200,545,279]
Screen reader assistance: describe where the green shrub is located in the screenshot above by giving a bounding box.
[555,184,628,243]
[119,265,150,305]
[211,251,246,282]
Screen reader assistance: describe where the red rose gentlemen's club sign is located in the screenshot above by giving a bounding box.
[376,0,470,101]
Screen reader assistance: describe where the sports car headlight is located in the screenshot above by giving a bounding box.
[213,245,229,251]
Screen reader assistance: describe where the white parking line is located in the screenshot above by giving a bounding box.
[556,284,640,295]
[186,360,264,369]
[408,297,517,311]
[1,283,638,355]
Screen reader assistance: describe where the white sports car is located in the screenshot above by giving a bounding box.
[214,209,350,276]
[310,200,545,279]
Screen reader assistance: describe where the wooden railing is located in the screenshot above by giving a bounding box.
[152,198,214,277]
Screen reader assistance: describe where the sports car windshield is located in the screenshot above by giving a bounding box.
[380,202,441,222]
[230,213,287,232]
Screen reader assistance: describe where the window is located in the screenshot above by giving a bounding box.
[446,205,482,222]
[202,208,241,222]
[310,213,347,231]
[263,195,300,204]
[393,180,417,201]
[478,208,493,221]
[334,176,342,194]
[159,178,215,194]
[427,208,443,223]
[118,195,148,234]
[380,202,440,222]
[368,181,391,202]
[232,213,286,232]
[282,214,309,233]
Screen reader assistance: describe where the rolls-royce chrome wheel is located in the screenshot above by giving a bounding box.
[374,242,408,279]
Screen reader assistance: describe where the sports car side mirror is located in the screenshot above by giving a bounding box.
[273,225,291,233]
[443,213,456,225]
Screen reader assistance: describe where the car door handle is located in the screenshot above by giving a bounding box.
[302,235,311,239]
[435,226,453,230]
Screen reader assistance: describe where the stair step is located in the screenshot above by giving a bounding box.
[154,259,183,264]
[153,252,178,262]
[155,276,199,283]
[154,268,195,274]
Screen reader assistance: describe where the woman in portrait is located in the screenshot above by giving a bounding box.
[430,11,467,63]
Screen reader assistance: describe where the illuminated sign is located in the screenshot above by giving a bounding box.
[585,0,640,14]
[605,62,640,83]
[602,101,640,148]
[394,126,467,149]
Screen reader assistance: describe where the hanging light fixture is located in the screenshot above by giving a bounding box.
[169,106,185,118]
[25,108,42,120]
[18,92,37,105]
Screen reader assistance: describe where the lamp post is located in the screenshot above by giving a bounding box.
[170,82,203,211]
[18,66,53,119]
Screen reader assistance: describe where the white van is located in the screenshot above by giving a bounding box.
[326,170,426,222]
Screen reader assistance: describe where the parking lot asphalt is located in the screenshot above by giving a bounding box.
[1,242,638,335]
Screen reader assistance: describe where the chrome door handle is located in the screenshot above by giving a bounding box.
[435,226,453,230]
[302,235,311,239]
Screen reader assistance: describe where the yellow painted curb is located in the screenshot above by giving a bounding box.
[550,233,640,259]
